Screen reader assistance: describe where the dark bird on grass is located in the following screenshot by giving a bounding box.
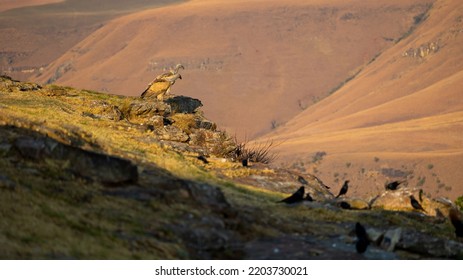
[197,155,209,164]
[449,208,463,237]
[304,193,313,202]
[355,222,369,254]
[278,186,304,204]
[336,180,349,198]
[385,180,404,191]
[298,176,308,185]
[339,201,351,209]
[242,158,248,167]
[141,64,184,100]
[410,195,426,212]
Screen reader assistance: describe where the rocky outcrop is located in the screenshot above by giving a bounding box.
[4,126,138,185]
[402,41,439,58]
[370,187,454,216]
[120,95,235,157]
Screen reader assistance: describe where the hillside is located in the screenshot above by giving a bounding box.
[0,0,184,80]
[32,0,432,138]
[1,76,463,259]
[0,0,63,12]
[258,0,463,201]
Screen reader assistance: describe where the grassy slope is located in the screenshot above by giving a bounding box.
[1,77,462,259]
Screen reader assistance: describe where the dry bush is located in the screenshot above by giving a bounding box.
[230,137,279,164]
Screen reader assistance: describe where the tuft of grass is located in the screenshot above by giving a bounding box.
[229,138,278,164]
[171,113,197,134]
[455,196,463,211]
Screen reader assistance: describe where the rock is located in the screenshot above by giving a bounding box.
[18,82,42,91]
[186,182,231,211]
[11,130,138,185]
[124,100,171,120]
[397,229,463,258]
[243,235,397,260]
[402,41,439,58]
[157,126,189,142]
[146,115,165,128]
[196,119,217,130]
[380,228,402,252]
[0,75,41,92]
[14,137,48,159]
[165,96,202,114]
[370,188,451,216]
[366,228,384,244]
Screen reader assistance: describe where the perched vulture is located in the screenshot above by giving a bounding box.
[141,64,184,100]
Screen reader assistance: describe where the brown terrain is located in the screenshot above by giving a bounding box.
[0,0,63,12]
[2,0,463,260]
[0,0,184,80]
[1,0,462,201]
[29,0,431,139]
[259,0,463,200]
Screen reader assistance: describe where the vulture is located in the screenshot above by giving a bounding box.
[141,64,184,100]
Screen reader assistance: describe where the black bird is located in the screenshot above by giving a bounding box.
[449,208,463,237]
[339,201,351,209]
[242,159,248,167]
[298,176,308,185]
[410,195,426,212]
[385,180,404,191]
[355,222,369,254]
[419,189,424,202]
[197,155,209,164]
[304,193,313,202]
[278,186,304,204]
[336,180,349,198]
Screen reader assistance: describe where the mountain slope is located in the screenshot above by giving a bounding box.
[34,0,432,138]
[0,0,184,80]
[1,75,463,259]
[259,0,463,200]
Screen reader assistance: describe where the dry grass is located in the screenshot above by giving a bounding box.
[230,137,279,164]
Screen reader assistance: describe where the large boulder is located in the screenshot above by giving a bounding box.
[370,188,454,216]
[165,96,203,114]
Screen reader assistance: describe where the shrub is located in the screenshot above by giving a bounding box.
[230,138,278,164]
[312,151,327,163]
[416,176,426,187]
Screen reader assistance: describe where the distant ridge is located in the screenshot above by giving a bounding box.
[258,0,463,200]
